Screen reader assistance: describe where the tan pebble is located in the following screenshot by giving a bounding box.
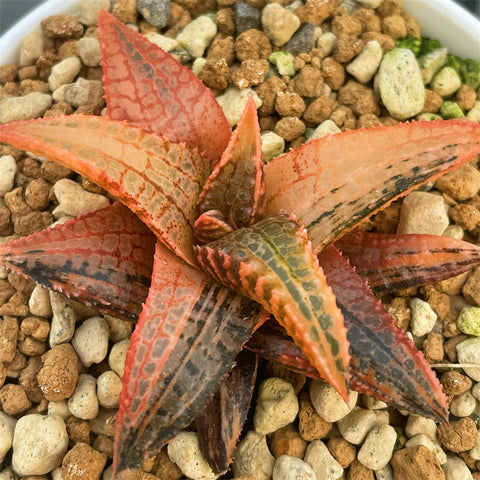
[0,291,30,317]
[440,370,472,396]
[265,361,306,394]
[19,356,44,403]
[0,280,15,306]
[438,417,479,452]
[303,95,337,124]
[231,59,270,89]
[292,65,324,98]
[20,30,45,67]
[198,58,229,91]
[25,178,50,210]
[294,0,333,25]
[235,29,271,61]
[38,343,78,402]
[0,65,18,83]
[423,332,444,363]
[13,211,53,236]
[21,317,50,341]
[61,442,107,480]
[65,416,91,445]
[391,446,445,480]
[0,384,32,415]
[456,84,477,112]
[326,437,356,468]
[422,88,443,113]
[274,116,305,141]
[298,391,332,441]
[215,8,234,37]
[449,203,480,231]
[150,449,183,480]
[463,267,480,307]
[333,33,364,63]
[405,434,447,466]
[275,92,306,117]
[41,14,83,38]
[435,164,480,202]
[269,424,307,458]
[0,316,18,364]
[347,458,374,480]
[261,3,300,46]
[255,76,286,116]
[92,435,113,459]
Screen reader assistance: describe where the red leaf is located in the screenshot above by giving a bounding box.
[264,119,480,252]
[114,241,267,474]
[0,203,153,320]
[98,10,231,164]
[0,115,210,266]
[336,230,480,294]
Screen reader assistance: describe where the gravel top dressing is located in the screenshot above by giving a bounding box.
[0,0,479,479]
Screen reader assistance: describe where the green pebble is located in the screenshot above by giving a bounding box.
[461,59,480,89]
[445,54,464,76]
[457,306,480,336]
[440,101,465,119]
[420,38,442,55]
[395,37,422,55]
[268,51,295,77]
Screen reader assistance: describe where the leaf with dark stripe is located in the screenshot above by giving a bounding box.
[0,116,210,266]
[196,96,265,237]
[194,210,234,244]
[114,241,267,474]
[98,10,231,164]
[196,350,258,474]
[195,215,350,401]
[318,245,449,422]
[264,119,480,253]
[336,230,480,295]
[0,203,154,320]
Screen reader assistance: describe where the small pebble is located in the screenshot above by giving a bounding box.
[53,179,110,217]
[467,101,480,121]
[19,30,45,67]
[443,454,473,480]
[78,0,111,26]
[261,131,285,162]
[78,37,101,67]
[12,414,68,475]
[234,2,261,34]
[432,67,462,97]
[0,155,16,197]
[391,446,444,480]
[167,431,218,480]
[0,412,16,463]
[49,291,77,347]
[438,417,479,453]
[233,431,275,480]
[61,442,107,480]
[410,298,438,336]
[457,306,480,336]
[309,380,358,422]
[405,414,437,441]
[261,3,301,47]
[457,337,480,381]
[346,40,383,84]
[405,434,447,465]
[253,377,299,435]
[449,390,476,417]
[48,57,82,91]
[144,33,179,51]
[108,339,130,378]
[29,285,53,318]
[397,191,449,235]
[286,23,319,56]
[96,371,122,409]
[137,0,171,29]
[304,440,343,480]
[336,407,378,445]
[317,32,337,57]
[309,120,342,140]
[0,92,52,124]
[216,87,262,126]
[47,400,71,420]
[177,16,217,58]
[65,78,105,108]
[272,455,315,480]
[357,424,397,470]
[68,374,99,420]
[72,316,109,367]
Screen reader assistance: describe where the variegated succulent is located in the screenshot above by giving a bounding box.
[1,10,480,476]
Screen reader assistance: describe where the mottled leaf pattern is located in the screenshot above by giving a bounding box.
[195,215,350,400]
[98,10,231,164]
[115,241,267,474]
[196,350,258,474]
[0,116,210,266]
[337,230,480,294]
[264,119,480,252]
[0,203,153,320]
[197,96,265,232]
[194,210,234,244]
[318,246,449,422]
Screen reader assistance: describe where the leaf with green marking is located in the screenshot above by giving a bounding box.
[0,115,210,266]
[195,214,350,401]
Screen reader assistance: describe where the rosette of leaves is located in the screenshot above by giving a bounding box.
[0,11,480,476]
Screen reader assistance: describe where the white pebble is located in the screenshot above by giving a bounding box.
[337,407,378,445]
[109,339,130,378]
[457,337,480,381]
[309,380,358,422]
[357,424,397,470]
[47,400,71,420]
[0,155,16,197]
[253,377,299,434]
[410,298,438,336]
[469,437,480,460]
[356,0,384,7]
[68,373,99,420]
[304,440,343,480]
[443,454,474,480]
[29,285,53,318]
[405,433,447,465]
[450,390,477,417]
[216,87,262,127]
[273,455,316,480]
[78,0,111,26]
[361,394,388,410]
[261,131,285,163]
[53,179,110,217]
[309,119,341,141]
[467,101,480,122]
[78,37,101,67]
[97,371,122,409]
[168,431,219,480]
[12,414,68,475]
[52,84,74,103]
[405,414,437,441]
[233,431,275,480]
[397,191,449,235]
[432,67,462,97]
[49,291,77,347]
[19,30,44,66]
[347,40,382,84]
[0,412,16,463]
[472,382,480,401]
[317,32,337,57]
[377,48,425,120]
[145,32,179,52]
[177,16,217,58]
[419,48,448,85]
[0,93,52,124]
[261,3,300,46]
[375,465,394,480]
[104,315,133,342]
[72,316,110,367]
[48,57,82,91]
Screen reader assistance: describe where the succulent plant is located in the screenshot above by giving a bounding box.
[0,10,480,476]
